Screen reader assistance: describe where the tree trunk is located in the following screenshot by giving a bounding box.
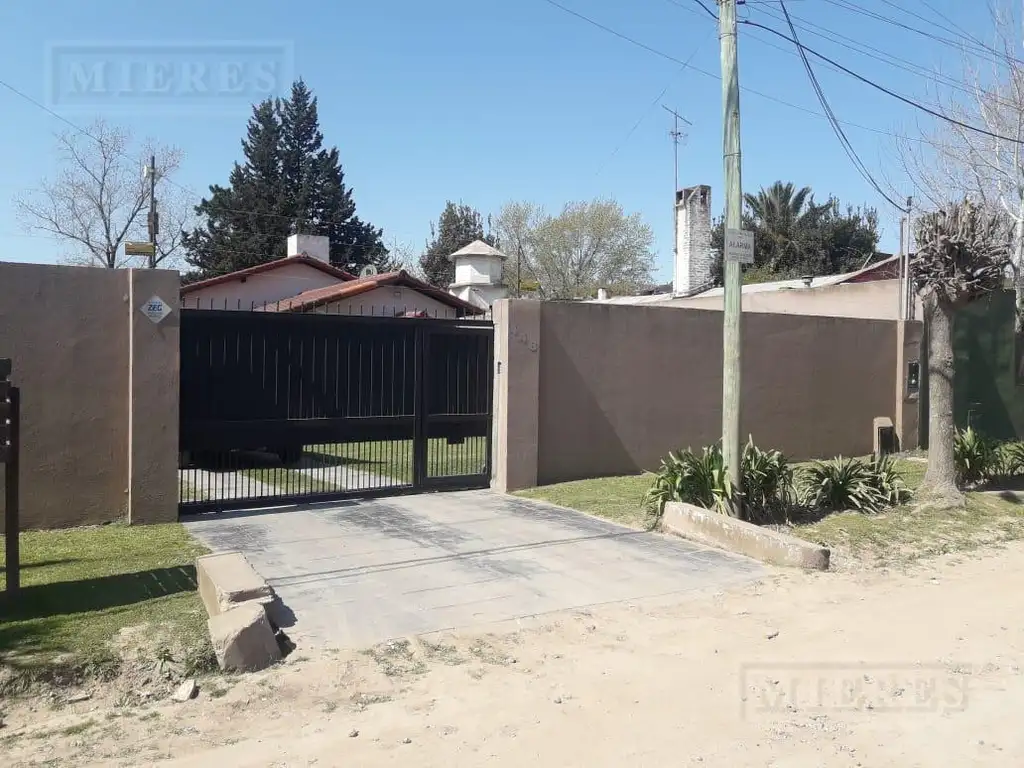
[921,295,964,506]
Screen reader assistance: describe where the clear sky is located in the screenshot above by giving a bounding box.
[0,0,995,281]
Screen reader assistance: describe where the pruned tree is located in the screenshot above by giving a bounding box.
[893,1,1024,325]
[496,198,655,300]
[15,119,189,268]
[914,200,1012,505]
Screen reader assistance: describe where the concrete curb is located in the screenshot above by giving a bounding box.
[196,551,276,617]
[195,551,283,672]
[660,502,830,571]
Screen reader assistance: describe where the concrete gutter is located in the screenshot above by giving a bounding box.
[660,502,830,571]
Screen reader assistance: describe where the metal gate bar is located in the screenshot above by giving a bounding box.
[178,310,493,515]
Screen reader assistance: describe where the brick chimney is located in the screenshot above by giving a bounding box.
[673,185,713,295]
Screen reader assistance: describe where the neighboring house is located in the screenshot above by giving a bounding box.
[592,253,920,321]
[448,240,509,311]
[261,269,481,317]
[181,234,484,317]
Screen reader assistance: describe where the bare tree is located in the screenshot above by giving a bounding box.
[894,1,1024,321]
[914,200,1011,506]
[494,201,543,297]
[15,119,191,269]
[494,199,655,300]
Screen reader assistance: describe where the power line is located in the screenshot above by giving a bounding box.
[916,0,987,49]
[776,0,906,211]
[538,0,935,144]
[747,2,1010,108]
[593,31,709,177]
[0,77,387,252]
[819,0,1024,69]
[740,20,1024,145]
[687,0,718,21]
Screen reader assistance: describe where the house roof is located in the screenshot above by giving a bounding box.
[262,270,486,315]
[448,240,507,261]
[180,255,356,295]
[690,253,909,299]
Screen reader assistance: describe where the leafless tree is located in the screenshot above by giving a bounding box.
[494,199,655,300]
[893,1,1024,321]
[15,119,192,269]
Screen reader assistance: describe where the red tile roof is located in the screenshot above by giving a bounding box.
[262,270,485,315]
[180,255,356,294]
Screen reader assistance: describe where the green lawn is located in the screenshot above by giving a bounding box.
[515,457,1024,565]
[323,438,488,484]
[516,474,658,530]
[0,523,213,681]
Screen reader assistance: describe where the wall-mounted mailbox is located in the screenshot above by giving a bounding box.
[907,360,920,397]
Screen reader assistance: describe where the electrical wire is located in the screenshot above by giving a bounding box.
[740,19,1024,145]
[687,0,718,21]
[776,0,907,211]
[594,31,710,178]
[820,0,1024,69]
[0,77,389,256]
[747,1,1007,108]
[537,0,935,144]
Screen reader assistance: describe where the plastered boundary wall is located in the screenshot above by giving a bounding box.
[0,262,179,530]
[493,299,920,490]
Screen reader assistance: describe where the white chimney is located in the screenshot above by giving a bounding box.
[673,185,713,295]
[287,234,330,263]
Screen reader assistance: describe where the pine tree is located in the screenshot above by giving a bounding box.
[183,99,288,277]
[420,202,494,287]
[184,80,388,277]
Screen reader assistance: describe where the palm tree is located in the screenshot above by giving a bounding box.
[915,200,1011,505]
[743,182,827,272]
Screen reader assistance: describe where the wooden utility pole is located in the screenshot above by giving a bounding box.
[146,155,159,269]
[720,0,745,504]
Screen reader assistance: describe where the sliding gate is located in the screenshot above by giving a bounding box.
[178,309,493,514]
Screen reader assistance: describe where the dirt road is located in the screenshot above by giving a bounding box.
[5,542,1024,767]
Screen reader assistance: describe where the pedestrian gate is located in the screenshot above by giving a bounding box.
[178,309,494,514]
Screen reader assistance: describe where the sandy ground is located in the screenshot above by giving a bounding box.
[4,542,1024,767]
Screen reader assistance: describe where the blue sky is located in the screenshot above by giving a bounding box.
[0,0,993,281]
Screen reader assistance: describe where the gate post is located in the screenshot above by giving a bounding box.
[1,358,20,595]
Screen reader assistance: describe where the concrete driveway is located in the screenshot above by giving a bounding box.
[183,490,763,649]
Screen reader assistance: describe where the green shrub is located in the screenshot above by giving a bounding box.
[954,426,1001,485]
[997,441,1024,477]
[798,456,909,514]
[644,444,732,515]
[740,439,795,523]
[644,437,792,522]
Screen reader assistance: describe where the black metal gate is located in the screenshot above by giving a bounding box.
[178,309,493,514]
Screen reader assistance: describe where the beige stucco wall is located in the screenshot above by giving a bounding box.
[184,261,343,309]
[320,286,460,317]
[670,279,923,321]
[0,262,179,530]
[493,299,920,489]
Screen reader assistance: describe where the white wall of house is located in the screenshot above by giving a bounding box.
[317,286,462,317]
[669,279,922,320]
[184,262,344,309]
[453,254,503,287]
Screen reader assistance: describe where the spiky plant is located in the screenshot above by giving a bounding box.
[914,200,1011,504]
